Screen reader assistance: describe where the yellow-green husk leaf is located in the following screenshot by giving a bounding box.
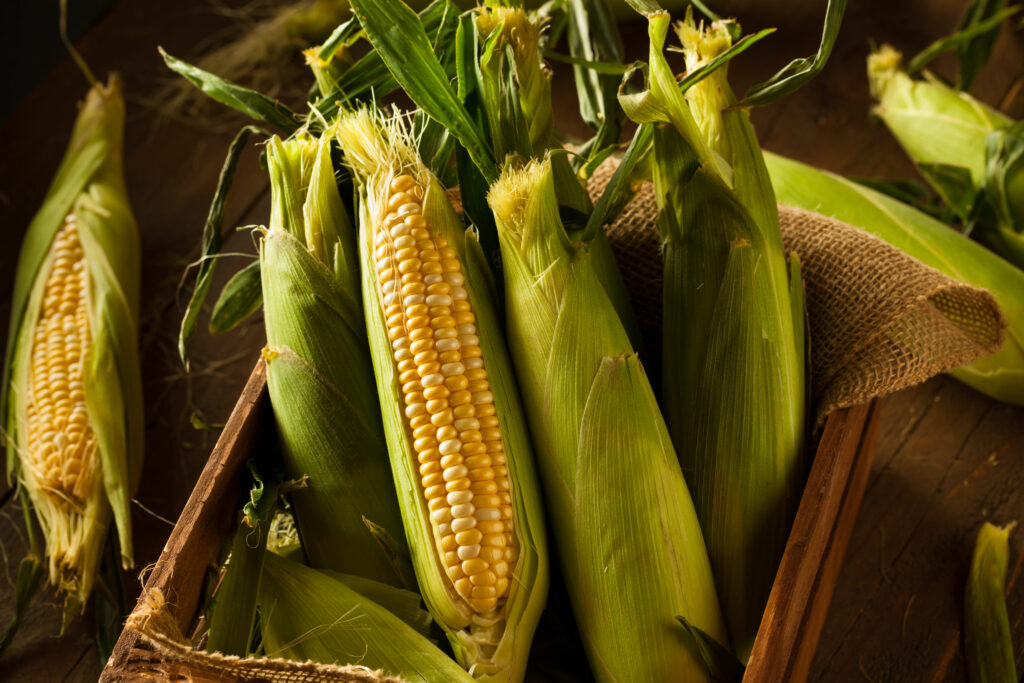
[965,521,1017,683]
[2,75,143,614]
[260,134,410,586]
[488,156,727,683]
[339,107,548,683]
[260,552,476,682]
[765,151,1024,406]
[622,11,806,660]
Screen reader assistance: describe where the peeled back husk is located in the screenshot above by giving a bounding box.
[337,107,548,683]
[488,155,727,683]
[1,75,143,621]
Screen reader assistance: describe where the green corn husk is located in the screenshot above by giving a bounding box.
[260,133,412,587]
[765,151,1024,407]
[620,11,806,661]
[337,107,548,683]
[1,75,144,629]
[965,521,1018,683]
[260,551,477,682]
[488,155,727,682]
[868,45,1024,269]
[475,5,553,159]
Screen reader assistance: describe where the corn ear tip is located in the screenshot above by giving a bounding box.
[867,44,903,98]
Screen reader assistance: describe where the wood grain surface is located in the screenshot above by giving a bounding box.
[0,1,1021,681]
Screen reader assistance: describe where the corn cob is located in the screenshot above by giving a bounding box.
[965,521,1018,683]
[765,151,1024,407]
[1,75,143,620]
[620,11,806,660]
[868,45,1024,269]
[336,107,548,683]
[488,155,727,683]
[260,133,411,587]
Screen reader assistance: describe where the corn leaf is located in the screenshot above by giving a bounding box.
[906,4,1018,80]
[964,521,1017,683]
[742,0,846,106]
[349,0,497,182]
[983,121,1024,267]
[676,616,746,683]
[178,126,263,369]
[209,260,262,334]
[159,48,301,132]
[260,552,476,682]
[917,162,979,225]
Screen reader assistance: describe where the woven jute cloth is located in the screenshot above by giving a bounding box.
[595,165,1005,423]
[109,589,406,682]
[115,160,1004,682]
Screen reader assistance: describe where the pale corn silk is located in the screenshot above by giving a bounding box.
[115,160,1005,682]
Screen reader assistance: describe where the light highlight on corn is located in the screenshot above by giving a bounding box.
[373,172,516,614]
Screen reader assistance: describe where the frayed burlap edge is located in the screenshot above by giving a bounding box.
[113,588,404,683]
[593,162,1006,424]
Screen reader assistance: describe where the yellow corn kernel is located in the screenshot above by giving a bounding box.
[373,173,516,615]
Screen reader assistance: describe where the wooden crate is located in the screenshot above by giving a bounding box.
[102,358,881,682]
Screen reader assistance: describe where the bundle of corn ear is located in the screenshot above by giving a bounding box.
[620,10,806,661]
[964,521,1018,683]
[1,75,143,634]
[335,106,548,683]
[765,151,1024,407]
[868,45,1024,270]
[488,154,727,682]
[259,132,413,587]
[259,551,478,682]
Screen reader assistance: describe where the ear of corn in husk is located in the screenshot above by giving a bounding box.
[765,151,1024,407]
[474,5,553,159]
[260,132,413,587]
[336,106,548,683]
[1,75,144,627]
[260,551,477,682]
[964,521,1018,683]
[619,10,806,661]
[488,154,727,682]
[868,45,1024,269]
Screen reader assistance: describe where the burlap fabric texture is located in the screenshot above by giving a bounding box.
[112,161,1004,683]
[591,166,1005,423]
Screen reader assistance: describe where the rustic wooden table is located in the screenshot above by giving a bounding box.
[0,1,1021,681]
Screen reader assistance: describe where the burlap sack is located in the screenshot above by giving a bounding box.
[597,169,1005,423]
[113,161,1005,682]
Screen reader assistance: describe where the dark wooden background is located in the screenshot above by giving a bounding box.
[0,1,1021,680]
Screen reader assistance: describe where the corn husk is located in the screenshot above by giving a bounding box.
[259,551,476,682]
[868,45,1024,269]
[1,75,143,622]
[964,521,1017,683]
[337,107,548,683]
[260,134,411,587]
[488,155,726,683]
[766,151,1024,407]
[619,11,806,661]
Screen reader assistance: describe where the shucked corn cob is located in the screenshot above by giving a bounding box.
[621,11,807,660]
[2,76,143,619]
[260,133,411,587]
[488,155,727,683]
[337,107,547,683]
